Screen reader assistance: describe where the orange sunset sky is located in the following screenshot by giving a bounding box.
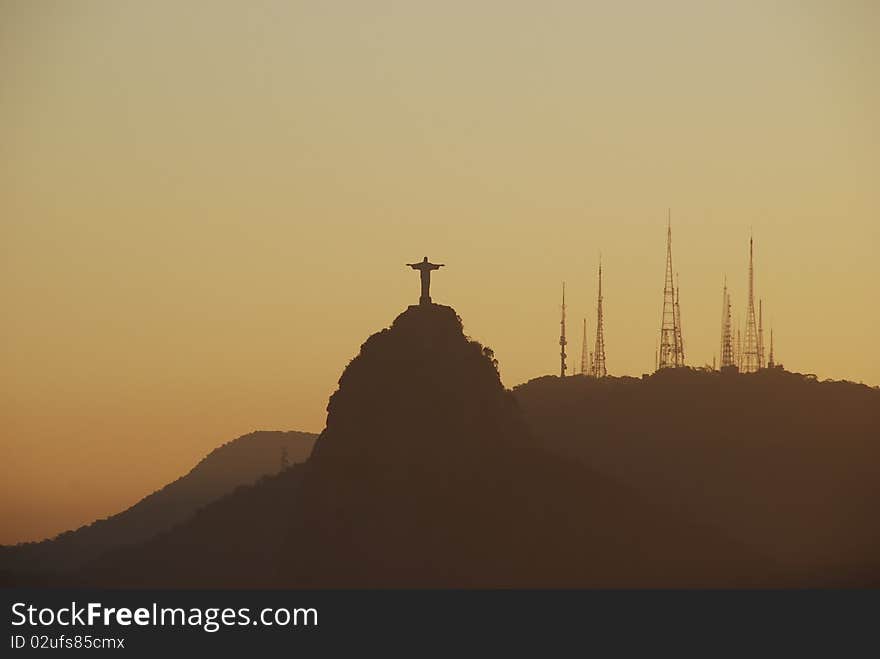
[2,1,878,544]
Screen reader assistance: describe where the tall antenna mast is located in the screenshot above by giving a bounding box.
[720,276,735,369]
[559,282,567,377]
[758,299,765,369]
[658,210,684,369]
[674,271,685,365]
[735,320,742,370]
[743,233,760,372]
[580,317,590,375]
[591,258,607,377]
[768,327,775,368]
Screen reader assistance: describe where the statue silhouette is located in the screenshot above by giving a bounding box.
[407,257,444,305]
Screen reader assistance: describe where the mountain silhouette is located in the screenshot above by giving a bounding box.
[76,304,778,588]
[0,430,315,583]
[513,368,880,586]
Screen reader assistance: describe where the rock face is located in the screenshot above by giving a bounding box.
[65,304,783,587]
[310,304,519,468]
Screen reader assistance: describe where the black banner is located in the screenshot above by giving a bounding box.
[3,589,877,654]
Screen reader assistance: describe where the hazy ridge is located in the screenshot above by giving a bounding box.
[0,430,316,580]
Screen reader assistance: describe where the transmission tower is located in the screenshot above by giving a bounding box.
[658,212,684,369]
[735,321,742,370]
[580,317,590,375]
[720,276,735,369]
[674,272,685,365]
[591,260,607,377]
[741,235,760,372]
[758,299,765,369]
[768,327,775,368]
[559,282,567,377]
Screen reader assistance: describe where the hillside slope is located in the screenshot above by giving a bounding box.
[0,430,316,579]
[513,368,880,584]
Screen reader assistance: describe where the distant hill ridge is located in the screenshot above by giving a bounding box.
[513,367,880,583]
[0,430,316,579]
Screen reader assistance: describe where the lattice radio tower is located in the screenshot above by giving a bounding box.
[758,299,765,369]
[658,212,685,369]
[735,321,743,369]
[559,282,567,377]
[720,276,735,369]
[590,260,607,377]
[742,234,760,373]
[580,317,591,376]
[674,272,685,364]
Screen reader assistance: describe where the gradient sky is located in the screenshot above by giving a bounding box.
[2,1,878,544]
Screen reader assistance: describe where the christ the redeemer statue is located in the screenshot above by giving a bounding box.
[407,256,444,305]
